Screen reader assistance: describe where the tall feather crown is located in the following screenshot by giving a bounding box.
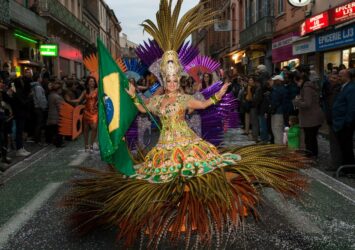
[141,0,219,80]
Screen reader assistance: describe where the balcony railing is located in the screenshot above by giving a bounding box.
[10,0,47,36]
[240,16,274,48]
[38,0,90,41]
[0,0,10,25]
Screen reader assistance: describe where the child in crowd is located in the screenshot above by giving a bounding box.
[287,116,301,150]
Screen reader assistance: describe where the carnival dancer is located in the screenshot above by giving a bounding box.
[78,76,98,152]
[65,1,310,248]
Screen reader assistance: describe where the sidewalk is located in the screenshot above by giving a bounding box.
[0,142,48,172]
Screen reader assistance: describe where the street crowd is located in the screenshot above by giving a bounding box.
[0,62,354,176]
[0,64,98,169]
[229,64,355,176]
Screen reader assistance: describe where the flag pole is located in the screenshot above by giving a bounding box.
[136,95,162,131]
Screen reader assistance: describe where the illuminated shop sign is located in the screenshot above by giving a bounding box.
[330,2,355,25]
[40,44,58,56]
[300,1,355,36]
[301,12,329,36]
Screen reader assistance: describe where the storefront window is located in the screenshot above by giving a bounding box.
[342,49,350,68]
[280,58,300,69]
[324,51,341,70]
[351,47,355,53]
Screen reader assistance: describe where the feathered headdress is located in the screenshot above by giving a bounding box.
[141,0,219,80]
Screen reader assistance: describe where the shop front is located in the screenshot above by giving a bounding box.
[272,32,300,69]
[227,49,247,75]
[292,35,316,66]
[13,30,44,76]
[316,23,355,70]
[58,41,84,79]
[298,0,355,72]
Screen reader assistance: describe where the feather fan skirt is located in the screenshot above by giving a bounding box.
[63,145,311,248]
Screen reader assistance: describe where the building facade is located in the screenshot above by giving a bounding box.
[119,33,138,58]
[0,0,122,79]
[192,0,231,69]
[0,0,47,76]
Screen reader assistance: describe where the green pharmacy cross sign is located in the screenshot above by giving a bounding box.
[40,44,58,57]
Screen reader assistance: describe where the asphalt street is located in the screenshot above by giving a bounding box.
[0,130,354,250]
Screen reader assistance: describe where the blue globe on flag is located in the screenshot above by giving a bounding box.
[104,95,114,126]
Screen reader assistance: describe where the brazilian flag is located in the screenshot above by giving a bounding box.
[97,38,138,176]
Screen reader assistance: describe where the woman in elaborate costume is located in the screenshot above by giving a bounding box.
[79,76,98,152]
[65,1,309,248]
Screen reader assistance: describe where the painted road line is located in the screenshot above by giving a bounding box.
[2,147,57,184]
[68,152,89,166]
[0,182,63,248]
[302,168,355,205]
[263,188,323,234]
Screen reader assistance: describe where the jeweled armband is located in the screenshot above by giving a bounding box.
[209,94,220,105]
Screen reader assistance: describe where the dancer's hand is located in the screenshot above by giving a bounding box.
[216,82,231,100]
[125,82,136,97]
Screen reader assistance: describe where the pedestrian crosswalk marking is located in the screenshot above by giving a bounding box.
[0,182,62,249]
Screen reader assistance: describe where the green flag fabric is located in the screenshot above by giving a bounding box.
[97,38,138,176]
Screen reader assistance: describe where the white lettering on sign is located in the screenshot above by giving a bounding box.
[272,36,299,49]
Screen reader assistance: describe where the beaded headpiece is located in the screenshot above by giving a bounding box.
[141,0,219,84]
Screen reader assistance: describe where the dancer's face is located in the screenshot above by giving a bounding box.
[88,78,96,88]
[166,75,179,93]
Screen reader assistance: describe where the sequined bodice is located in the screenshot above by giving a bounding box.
[147,94,198,149]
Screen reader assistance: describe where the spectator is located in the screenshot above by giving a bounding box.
[270,75,287,145]
[201,73,213,89]
[185,77,195,95]
[338,64,347,71]
[323,73,342,169]
[11,78,31,156]
[287,116,301,150]
[249,76,259,141]
[63,80,80,106]
[0,63,10,85]
[283,71,300,126]
[332,69,355,173]
[0,78,12,164]
[31,72,48,145]
[22,68,35,141]
[255,78,272,143]
[241,76,256,137]
[293,67,324,157]
[256,64,270,87]
[46,81,64,147]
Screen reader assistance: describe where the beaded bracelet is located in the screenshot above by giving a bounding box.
[210,94,220,105]
[130,94,140,105]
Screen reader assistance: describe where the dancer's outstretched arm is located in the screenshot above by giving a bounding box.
[187,82,231,110]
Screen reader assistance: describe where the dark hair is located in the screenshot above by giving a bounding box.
[202,73,212,89]
[51,80,63,91]
[66,80,74,89]
[248,75,258,83]
[289,116,299,125]
[348,68,355,79]
[339,64,346,70]
[85,76,97,93]
[327,63,333,71]
[32,72,40,82]
[14,77,24,89]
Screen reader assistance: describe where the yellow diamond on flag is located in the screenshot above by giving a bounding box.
[103,72,120,133]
